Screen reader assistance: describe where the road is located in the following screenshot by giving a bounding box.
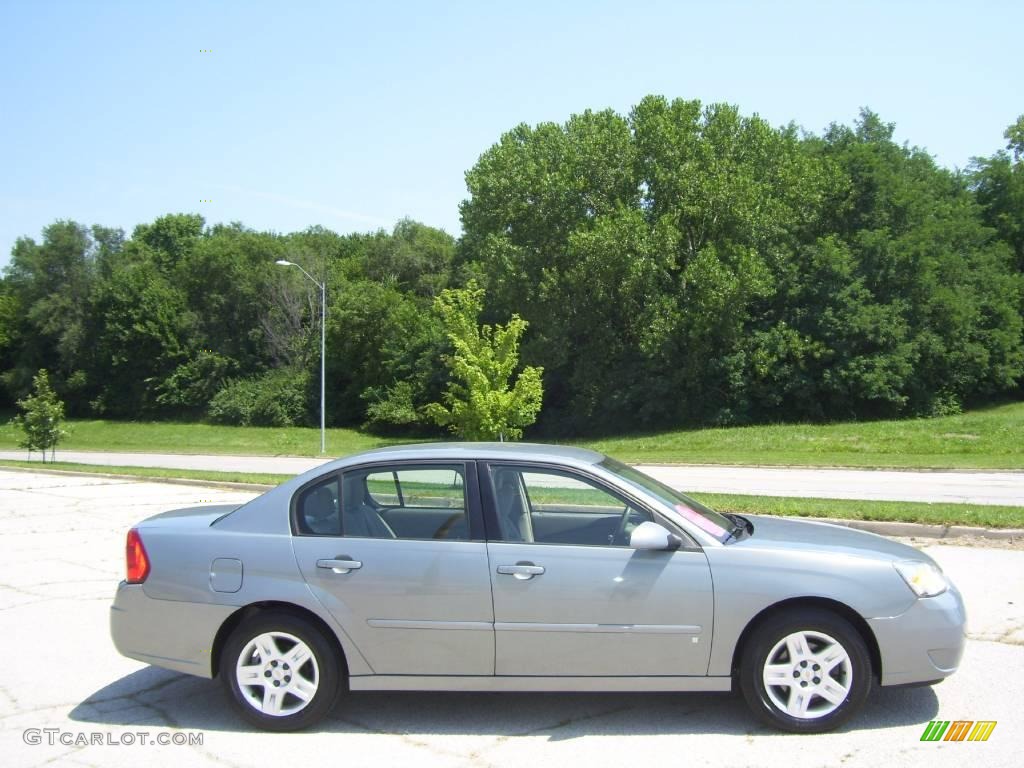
[3,449,1024,505]
[0,470,1020,768]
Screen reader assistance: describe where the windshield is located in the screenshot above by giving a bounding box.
[599,457,736,543]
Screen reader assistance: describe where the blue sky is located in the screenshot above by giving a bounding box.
[1,0,1019,265]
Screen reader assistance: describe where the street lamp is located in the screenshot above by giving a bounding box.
[275,259,326,454]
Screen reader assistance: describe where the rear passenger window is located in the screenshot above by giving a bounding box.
[343,465,469,540]
[296,476,340,536]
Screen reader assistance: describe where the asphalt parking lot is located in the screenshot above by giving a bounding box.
[1,471,1020,768]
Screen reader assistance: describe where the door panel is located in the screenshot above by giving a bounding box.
[488,542,713,676]
[482,462,714,677]
[292,460,493,676]
[295,537,493,675]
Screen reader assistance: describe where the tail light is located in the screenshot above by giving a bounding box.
[125,528,150,584]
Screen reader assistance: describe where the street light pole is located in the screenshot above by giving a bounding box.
[275,259,326,454]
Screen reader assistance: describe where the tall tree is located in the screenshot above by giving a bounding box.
[1,221,95,410]
[460,100,1023,431]
[84,256,198,416]
[970,115,1024,272]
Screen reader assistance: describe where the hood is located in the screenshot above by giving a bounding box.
[737,514,934,564]
[136,504,242,529]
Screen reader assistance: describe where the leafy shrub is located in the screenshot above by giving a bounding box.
[922,391,964,418]
[363,381,422,433]
[155,351,237,414]
[207,367,310,427]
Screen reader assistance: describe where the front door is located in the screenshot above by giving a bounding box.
[293,461,494,676]
[482,463,714,677]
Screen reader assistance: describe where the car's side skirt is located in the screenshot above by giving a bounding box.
[348,675,732,692]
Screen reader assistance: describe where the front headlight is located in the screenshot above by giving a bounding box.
[893,560,948,598]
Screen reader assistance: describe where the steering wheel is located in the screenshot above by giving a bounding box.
[612,504,634,546]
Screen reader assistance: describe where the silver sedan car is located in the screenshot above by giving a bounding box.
[110,443,965,733]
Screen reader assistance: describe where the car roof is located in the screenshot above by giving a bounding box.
[331,441,606,468]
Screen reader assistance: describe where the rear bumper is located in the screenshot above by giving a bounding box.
[110,582,237,678]
[867,584,967,686]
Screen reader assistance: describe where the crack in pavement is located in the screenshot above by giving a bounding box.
[82,672,190,708]
[0,680,21,710]
[329,712,484,764]
[52,558,120,576]
[0,594,112,612]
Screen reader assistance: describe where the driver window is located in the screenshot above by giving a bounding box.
[490,467,652,546]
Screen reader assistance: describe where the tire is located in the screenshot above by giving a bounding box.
[221,610,341,731]
[739,608,872,733]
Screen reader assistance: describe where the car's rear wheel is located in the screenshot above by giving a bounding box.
[221,611,340,731]
[739,608,871,733]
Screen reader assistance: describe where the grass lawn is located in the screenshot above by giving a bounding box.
[0,400,1022,469]
[698,493,1024,530]
[581,400,1024,468]
[0,419,408,458]
[2,460,1022,529]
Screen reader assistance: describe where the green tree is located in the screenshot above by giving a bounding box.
[424,282,543,440]
[9,369,67,461]
[328,278,445,428]
[84,256,198,416]
[461,98,828,429]
[970,115,1024,272]
[2,221,96,411]
[363,218,456,297]
[460,100,1024,430]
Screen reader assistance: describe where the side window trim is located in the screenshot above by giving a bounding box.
[478,460,698,549]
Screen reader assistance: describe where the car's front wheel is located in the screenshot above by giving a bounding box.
[739,608,871,733]
[221,611,341,731]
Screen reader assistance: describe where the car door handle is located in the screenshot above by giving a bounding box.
[497,563,545,580]
[317,557,362,574]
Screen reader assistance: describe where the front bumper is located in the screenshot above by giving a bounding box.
[110,582,238,678]
[867,583,967,686]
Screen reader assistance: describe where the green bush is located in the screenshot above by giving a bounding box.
[207,367,310,427]
[155,351,237,415]
[363,381,422,432]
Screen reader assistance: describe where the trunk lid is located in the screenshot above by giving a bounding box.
[136,504,242,529]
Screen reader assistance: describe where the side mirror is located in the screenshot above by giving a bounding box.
[629,521,682,551]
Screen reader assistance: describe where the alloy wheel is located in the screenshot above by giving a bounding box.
[235,631,320,717]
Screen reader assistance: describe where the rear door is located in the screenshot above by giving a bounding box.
[292,461,494,676]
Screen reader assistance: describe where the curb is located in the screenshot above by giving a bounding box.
[2,465,1021,541]
[0,464,276,492]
